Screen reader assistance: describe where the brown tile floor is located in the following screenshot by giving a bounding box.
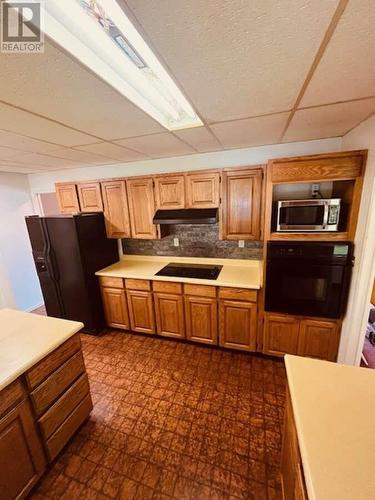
[30,330,286,500]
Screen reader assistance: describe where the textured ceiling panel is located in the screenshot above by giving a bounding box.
[210,113,289,149]
[47,148,114,165]
[174,126,222,153]
[0,103,96,146]
[0,40,163,140]
[125,0,339,122]
[284,99,375,142]
[8,151,84,168]
[76,142,148,161]
[0,146,23,161]
[0,130,62,154]
[301,0,375,106]
[115,133,195,157]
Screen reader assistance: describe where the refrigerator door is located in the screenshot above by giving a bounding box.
[25,216,64,318]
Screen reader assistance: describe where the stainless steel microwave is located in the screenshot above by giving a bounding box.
[276,199,341,232]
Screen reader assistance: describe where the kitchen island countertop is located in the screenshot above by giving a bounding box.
[95,255,262,289]
[0,309,83,391]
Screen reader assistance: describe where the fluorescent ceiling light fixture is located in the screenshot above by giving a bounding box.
[14,0,202,130]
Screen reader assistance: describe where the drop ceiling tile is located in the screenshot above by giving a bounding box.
[0,103,96,146]
[284,99,375,142]
[301,0,375,106]
[0,130,62,154]
[47,148,115,165]
[210,113,289,149]
[174,126,222,152]
[0,40,163,140]
[125,0,339,122]
[115,133,195,158]
[9,151,85,168]
[76,142,148,162]
[0,146,22,161]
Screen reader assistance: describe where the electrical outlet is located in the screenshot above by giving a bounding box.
[238,240,245,248]
[173,238,179,247]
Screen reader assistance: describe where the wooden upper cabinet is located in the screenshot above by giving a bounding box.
[154,292,185,339]
[127,290,156,334]
[55,183,80,213]
[263,314,300,357]
[0,399,45,499]
[127,178,158,239]
[221,168,262,240]
[219,299,257,352]
[101,180,131,238]
[371,279,375,306]
[298,319,340,361]
[77,182,103,212]
[154,175,185,209]
[186,172,220,208]
[185,295,217,345]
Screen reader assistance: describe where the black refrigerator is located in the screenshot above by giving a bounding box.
[26,213,118,334]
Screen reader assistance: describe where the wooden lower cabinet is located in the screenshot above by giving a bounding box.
[298,319,340,361]
[127,290,156,334]
[0,399,45,500]
[281,390,307,500]
[263,314,300,357]
[219,299,257,351]
[154,292,185,338]
[185,295,218,345]
[101,287,130,329]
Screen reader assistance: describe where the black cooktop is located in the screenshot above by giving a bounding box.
[155,263,223,280]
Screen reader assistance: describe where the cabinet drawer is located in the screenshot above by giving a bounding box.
[219,287,257,302]
[153,281,182,294]
[184,284,217,298]
[125,279,151,291]
[38,374,90,440]
[26,335,81,390]
[46,393,93,461]
[99,276,124,289]
[31,352,85,417]
[0,379,25,418]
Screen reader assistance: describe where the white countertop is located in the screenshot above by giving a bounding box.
[285,355,375,500]
[95,255,262,289]
[0,309,83,391]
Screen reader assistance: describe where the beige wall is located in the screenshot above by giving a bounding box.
[339,116,375,364]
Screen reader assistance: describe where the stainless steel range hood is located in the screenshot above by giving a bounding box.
[153,208,218,225]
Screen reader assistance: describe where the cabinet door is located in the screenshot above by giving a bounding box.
[101,180,131,238]
[219,299,257,351]
[55,183,80,213]
[77,182,103,212]
[0,400,45,500]
[281,390,301,500]
[263,314,300,357]
[185,296,217,345]
[154,175,185,209]
[154,293,185,338]
[127,178,158,239]
[298,319,340,361]
[186,172,220,208]
[101,287,130,329]
[127,290,155,334]
[221,169,262,240]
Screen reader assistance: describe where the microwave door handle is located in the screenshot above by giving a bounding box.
[323,202,329,228]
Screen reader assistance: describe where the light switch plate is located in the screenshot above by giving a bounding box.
[173,238,179,247]
[238,240,245,248]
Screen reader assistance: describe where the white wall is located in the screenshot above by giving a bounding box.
[339,116,375,365]
[28,138,342,193]
[0,173,43,311]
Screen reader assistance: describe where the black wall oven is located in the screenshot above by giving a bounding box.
[265,241,354,319]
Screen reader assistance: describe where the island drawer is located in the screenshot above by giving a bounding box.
[38,373,90,440]
[0,379,25,418]
[153,281,182,294]
[219,287,258,302]
[125,279,151,291]
[46,393,93,461]
[99,276,124,289]
[184,284,217,298]
[30,351,85,417]
[26,335,81,390]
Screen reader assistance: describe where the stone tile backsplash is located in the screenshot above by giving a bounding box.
[122,223,262,259]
